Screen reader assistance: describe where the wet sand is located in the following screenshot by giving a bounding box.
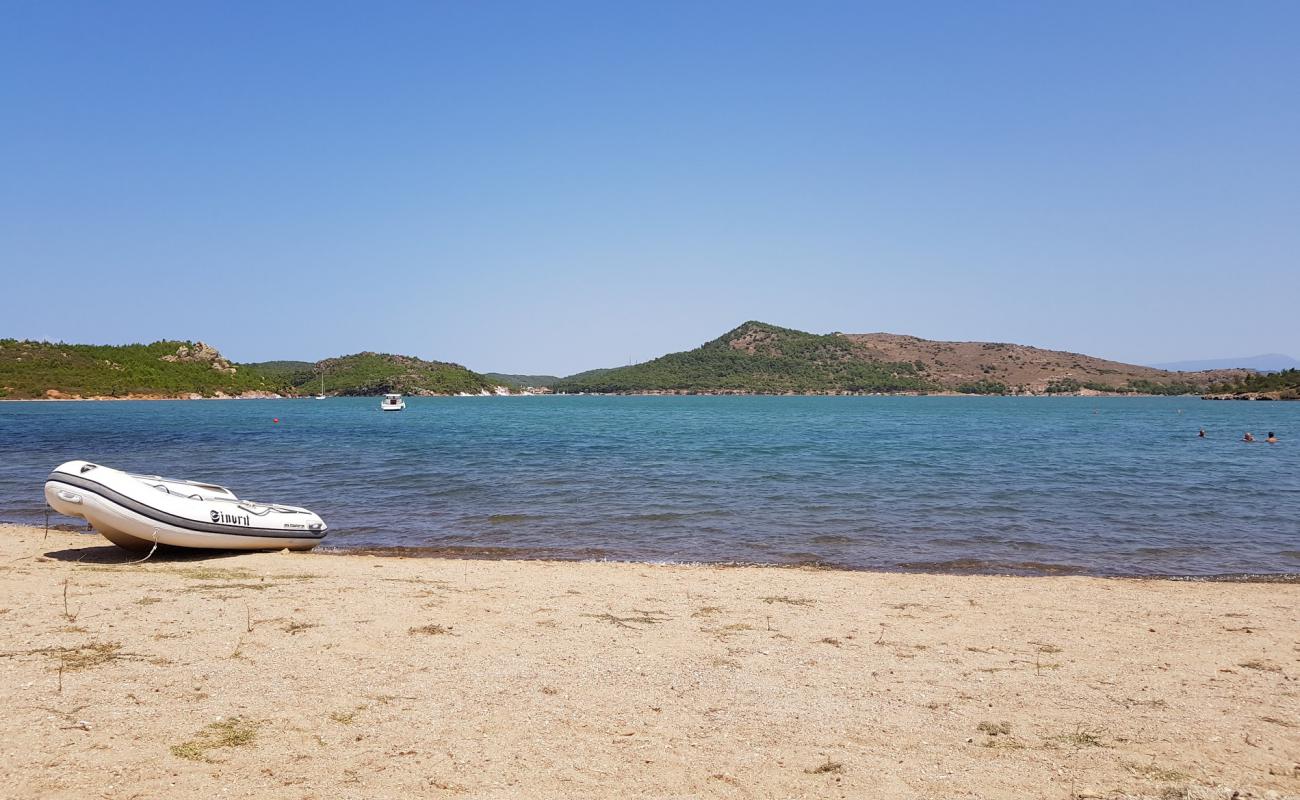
[1,523,1296,799]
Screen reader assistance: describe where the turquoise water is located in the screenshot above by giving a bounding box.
[2,396,1296,576]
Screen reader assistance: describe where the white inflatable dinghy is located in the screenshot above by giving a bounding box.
[45,460,328,552]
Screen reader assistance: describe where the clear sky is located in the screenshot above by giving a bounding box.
[2,1,1296,375]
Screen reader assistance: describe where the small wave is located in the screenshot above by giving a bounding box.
[323,543,610,561]
[897,558,1087,576]
[811,534,854,544]
[620,512,691,522]
[1133,545,1212,556]
[487,514,541,524]
[1166,572,1300,584]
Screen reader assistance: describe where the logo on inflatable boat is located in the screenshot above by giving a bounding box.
[210,509,251,526]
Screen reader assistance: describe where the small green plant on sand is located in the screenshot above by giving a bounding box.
[170,718,260,762]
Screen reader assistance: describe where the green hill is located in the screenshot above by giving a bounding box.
[552,322,931,394]
[1207,368,1300,400]
[484,373,560,389]
[304,352,498,396]
[241,360,316,384]
[0,339,290,399]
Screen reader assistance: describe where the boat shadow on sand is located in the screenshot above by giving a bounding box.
[42,534,250,565]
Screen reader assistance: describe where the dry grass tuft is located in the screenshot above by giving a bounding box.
[581,611,669,629]
[174,567,258,581]
[408,624,451,636]
[185,582,276,593]
[1121,697,1168,709]
[0,641,142,672]
[761,596,814,607]
[691,606,724,617]
[1053,728,1106,748]
[64,641,128,670]
[1124,761,1190,782]
[283,621,319,635]
[819,637,842,647]
[1237,659,1281,672]
[977,721,1012,737]
[805,758,844,775]
[170,717,260,762]
[135,596,162,606]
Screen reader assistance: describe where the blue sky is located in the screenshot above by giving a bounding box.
[2,1,1296,375]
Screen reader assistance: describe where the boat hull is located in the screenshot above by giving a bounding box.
[44,461,327,552]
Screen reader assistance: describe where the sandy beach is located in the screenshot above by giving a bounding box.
[0,524,1296,799]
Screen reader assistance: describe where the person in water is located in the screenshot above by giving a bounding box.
[1266,432,1278,443]
[1198,428,1206,438]
[1243,432,1256,442]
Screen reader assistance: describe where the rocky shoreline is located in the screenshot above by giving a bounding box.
[4,390,289,401]
[1201,392,1298,401]
[6,388,1225,401]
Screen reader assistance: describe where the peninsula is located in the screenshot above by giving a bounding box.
[552,322,1250,396]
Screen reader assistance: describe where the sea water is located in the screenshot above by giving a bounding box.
[1,396,1296,577]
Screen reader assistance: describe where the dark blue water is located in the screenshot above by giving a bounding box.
[2,396,1297,576]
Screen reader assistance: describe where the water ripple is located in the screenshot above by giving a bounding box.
[1,395,1297,576]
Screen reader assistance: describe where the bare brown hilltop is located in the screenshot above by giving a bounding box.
[838,332,1251,394]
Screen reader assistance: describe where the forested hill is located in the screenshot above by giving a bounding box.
[304,353,498,396]
[484,373,560,389]
[1205,369,1300,400]
[0,340,288,399]
[1,341,503,399]
[551,322,1251,395]
[551,323,929,394]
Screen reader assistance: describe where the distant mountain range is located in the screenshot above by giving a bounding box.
[551,322,1253,395]
[1150,354,1300,373]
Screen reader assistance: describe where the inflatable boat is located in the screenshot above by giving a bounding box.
[44,460,328,552]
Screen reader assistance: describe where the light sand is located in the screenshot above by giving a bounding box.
[1,524,1296,799]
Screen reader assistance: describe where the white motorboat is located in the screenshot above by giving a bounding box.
[380,393,406,411]
[44,460,327,552]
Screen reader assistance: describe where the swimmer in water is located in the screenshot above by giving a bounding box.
[1266,432,1278,443]
[1243,432,1256,442]
[1198,428,1206,438]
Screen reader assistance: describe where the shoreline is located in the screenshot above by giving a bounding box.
[318,544,1300,583]
[2,522,1296,798]
[1,391,1232,401]
[25,523,1300,582]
